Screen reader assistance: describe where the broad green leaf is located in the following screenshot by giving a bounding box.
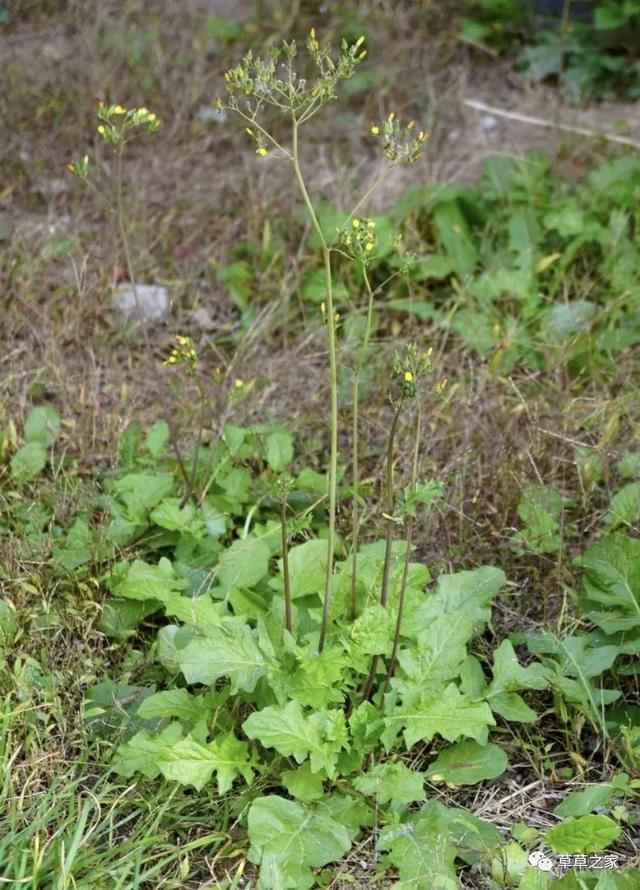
[544,814,621,854]
[137,689,210,723]
[111,723,183,779]
[177,622,266,693]
[432,199,477,277]
[605,483,640,530]
[405,566,505,635]
[526,633,620,680]
[353,760,425,805]
[489,692,538,723]
[378,800,502,889]
[112,472,175,521]
[248,795,351,890]
[24,405,61,445]
[158,732,254,793]
[576,533,640,629]
[281,763,325,801]
[144,419,169,457]
[350,603,395,656]
[265,431,293,471]
[243,702,348,777]
[395,614,475,691]
[150,499,204,535]
[117,557,188,602]
[274,538,327,600]
[52,517,93,570]
[618,452,640,480]
[385,683,495,750]
[486,639,549,717]
[426,740,508,786]
[10,442,47,482]
[554,783,617,819]
[216,536,270,592]
[99,598,158,639]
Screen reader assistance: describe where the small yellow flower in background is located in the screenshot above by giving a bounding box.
[147,112,157,122]
[234,378,245,389]
[113,105,126,115]
[97,124,106,136]
[224,72,230,81]
[407,120,415,130]
[352,218,361,229]
[256,147,268,157]
[387,112,395,122]
[355,35,365,48]
[418,131,428,142]
[365,242,374,252]
[245,127,253,135]
[404,370,413,383]
[359,50,367,59]
[370,125,380,136]
[367,219,375,228]
[435,377,448,395]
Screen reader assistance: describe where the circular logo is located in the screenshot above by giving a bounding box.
[528,850,554,871]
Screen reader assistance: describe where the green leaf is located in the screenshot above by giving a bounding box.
[24,405,61,446]
[576,533,640,632]
[111,723,183,779]
[544,814,621,854]
[112,472,175,521]
[281,763,325,801]
[177,621,266,693]
[117,557,188,602]
[144,420,169,457]
[554,784,617,819]
[617,452,640,480]
[353,760,425,806]
[385,683,495,750]
[350,604,395,656]
[247,795,351,890]
[378,800,502,889]
[426,740,508,786]
[404,566,505,637]
[243,702,348,778]
[274,538,327,600]
[216,536,271,592]
[158,732,254,793]
[265,431,293,472]
[395,614,475,690]
[137,689,210,723]
[150,499,204,535]
[52,517,93,570]
[432,200,478,278]
[489,692,538,723]
[605,483,640,530]
[10,442,47,482]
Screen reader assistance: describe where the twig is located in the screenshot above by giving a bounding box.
[464,99,640,151]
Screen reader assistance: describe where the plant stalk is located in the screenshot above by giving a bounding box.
[350,263,375,620]
[281,496,293,633]
[291,118,338,653]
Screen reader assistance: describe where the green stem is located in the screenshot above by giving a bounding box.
[281,497,293,633]
[350,263,375,621]
[115,140,150,348]
[362,402,402,701]
[384,404,422,692]
[291,118,338,653]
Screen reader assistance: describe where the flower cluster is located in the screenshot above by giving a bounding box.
[163,335,197,376]
[371,112,428,165]
[67,154,90,178]
[221,32,368,126]
[335,217,377,261]
[94,102,160,145]
[392,344,435,402]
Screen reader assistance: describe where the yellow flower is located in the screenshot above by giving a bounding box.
[224,72,230,82]
[256,147,268,157]
[407,120,415,130]
[366,219,375,228]
[418,131,427,142]
[97,124,105,135]
[387,112,395,122]
[404,370,413,382]
[138,107,148,115]
[359,50,367,59]
[310,27,316,39]
[352,218,361,229]
[147,112,157,122]
[113,105,126,115]
[355,35,365,48]
[365,242,374,252]
[245,127,253,135]
[370,125,380,136]
[234,378,245,388]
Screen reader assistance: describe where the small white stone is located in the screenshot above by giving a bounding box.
[114,283,169,322]
[481,115,497,131]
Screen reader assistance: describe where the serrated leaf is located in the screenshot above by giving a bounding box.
[274,538,327,600]
[144,419,169,457]
[216,536,271,592]
[111,723,183,778]
[427,740,508,786]
[10,442,47,482]
[150,499,204,535]
[350,604,395,656]
[405,566,505,636]
[353,761,425,805]
[52,517,93,570]
[281,763,325,801]
[265,431,293,471]
[117,557,188,602]
[177,621,266,693]
[385,683,495,750]
[395,614,475,691]
[554,784,617,819]
[605,483,640,530]
[137,689,209,723]
[544,814,621,854]
[576,533,640,632]
[24,405,61,445]
[247,795,351,890]
[158,731,254,793]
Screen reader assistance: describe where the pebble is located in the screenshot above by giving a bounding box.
[114,283,169,322]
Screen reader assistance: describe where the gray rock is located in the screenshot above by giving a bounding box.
[114,284,169,322]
